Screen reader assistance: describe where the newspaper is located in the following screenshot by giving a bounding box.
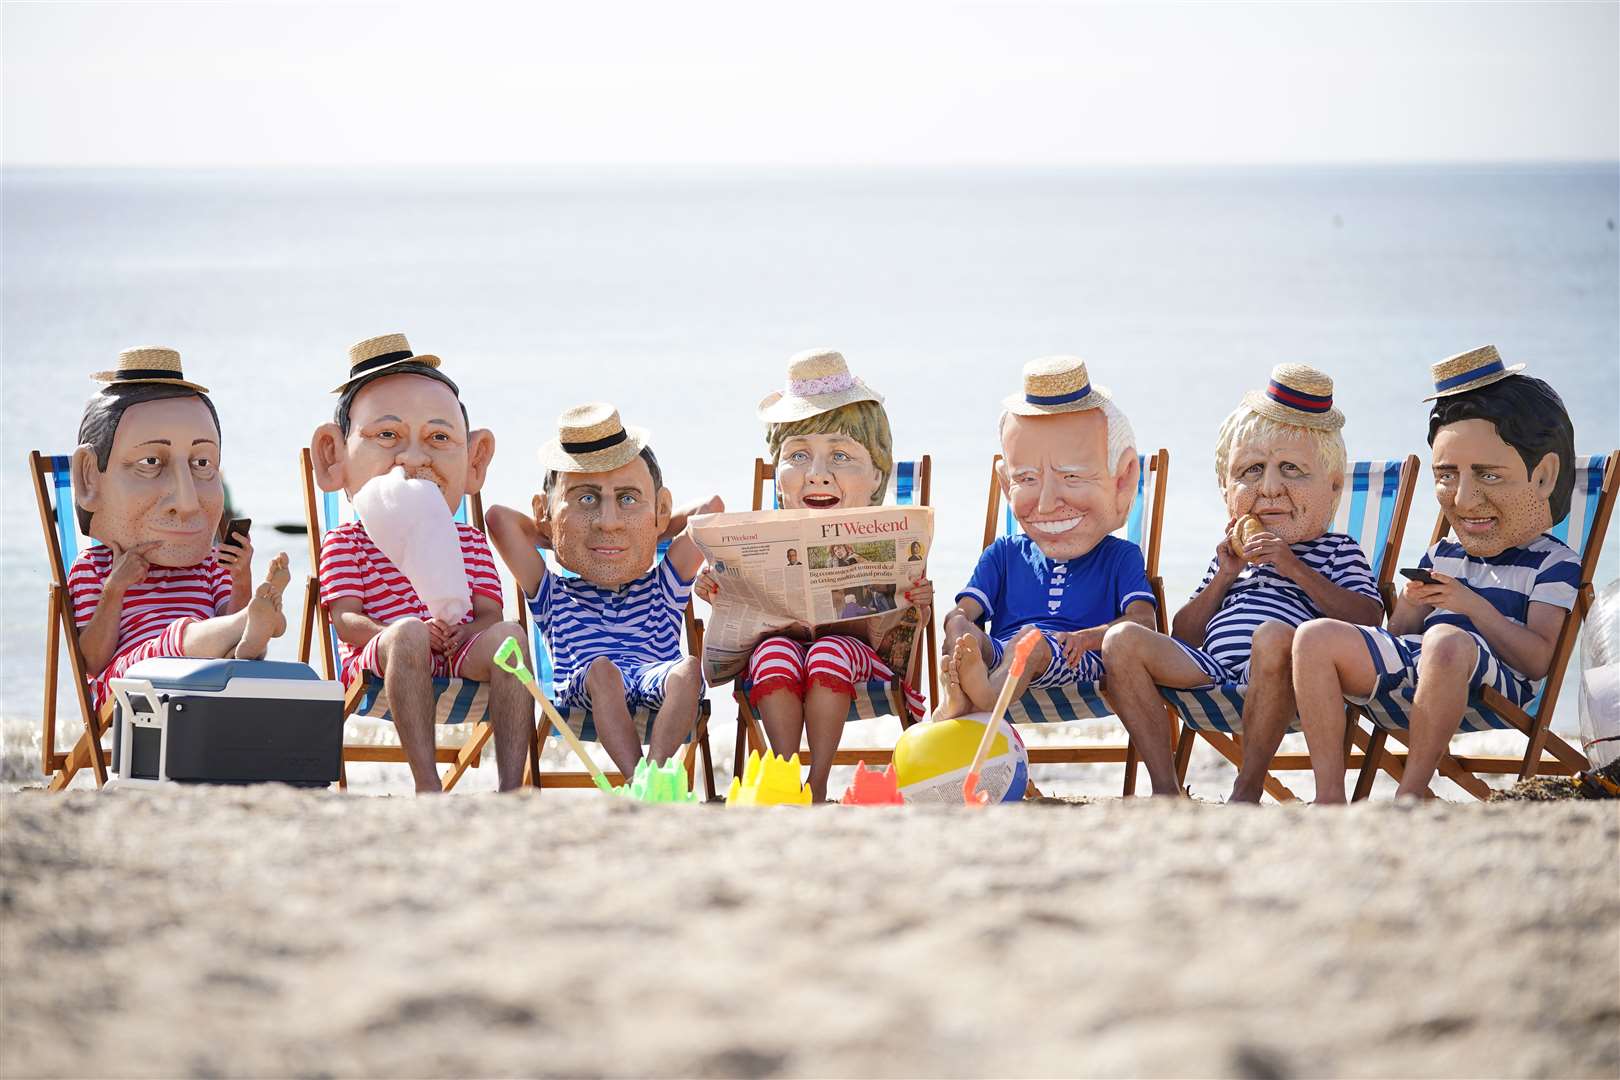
[689,505,935,686]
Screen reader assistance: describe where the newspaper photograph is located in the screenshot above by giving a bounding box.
[689,505,935,685]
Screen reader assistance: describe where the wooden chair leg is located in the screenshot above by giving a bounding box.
[1121,742,1139,797]
[1352,725,1385,801]
[1197,729,1298,802]
[1380,727,1492,800]
[42,588,60,776]
[1173,726,1195,784]
[698,723,717,801]
[443,721,494,791]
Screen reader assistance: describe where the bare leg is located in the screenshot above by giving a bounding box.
[941,610,996,665]
[233,554,291,659]
[1229,621,1297,803]
[937,635,980,720]
[1292,619,1380,803]
[454,621,537,792]
[648,657,703,765]
[1099,622,1220,796]
[755,688,804,761]
[1394,626,1479,798]
[803,682,853,802]
[963,628,1052,714]
[583,658,642,777]
[373,618,440,794]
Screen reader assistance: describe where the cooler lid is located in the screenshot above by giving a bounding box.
[120,658,323,692]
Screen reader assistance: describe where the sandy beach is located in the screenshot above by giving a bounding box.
[3,787,1615,1079]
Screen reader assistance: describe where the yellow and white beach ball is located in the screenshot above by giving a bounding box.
[892,712,1029,805]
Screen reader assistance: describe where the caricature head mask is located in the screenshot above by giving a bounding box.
[1214,364,1347,545]
[760,350,892,510]
[1425,355,1573,557]
[997,356,1140,561]
[310,334,495,513]
[73,349,226,568]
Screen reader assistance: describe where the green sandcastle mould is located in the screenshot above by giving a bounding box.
[615,756,698,804]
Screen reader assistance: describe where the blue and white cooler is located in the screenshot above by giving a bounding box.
[106,659,345,788]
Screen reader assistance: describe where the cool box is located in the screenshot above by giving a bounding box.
[106,659,344,788]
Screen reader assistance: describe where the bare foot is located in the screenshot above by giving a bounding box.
[236,553,290,659]
[938,637,976,719]
[955,633,996,712]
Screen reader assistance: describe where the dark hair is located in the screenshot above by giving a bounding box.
[76,384,222,534]
[334,362,468,435]
[1427,374,1575,523]
[542,446,663,499]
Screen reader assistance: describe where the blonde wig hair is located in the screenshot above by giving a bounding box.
[766,399,894,505]
[1214,405,1348,499]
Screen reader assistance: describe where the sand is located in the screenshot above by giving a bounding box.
[2,789,1617,1080]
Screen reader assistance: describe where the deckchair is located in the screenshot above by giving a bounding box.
[730,457,939,771]
[1350,450,1618,800]
[510,541,718,800]
[1160,457,1420,802]
[30,451,113,791]
[979,450,1173,796]
[296,448,497,791]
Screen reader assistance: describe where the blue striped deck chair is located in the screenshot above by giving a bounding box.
[731,457,939,771]
[980,449,1172,796]
[1351,450,1618,801]
[512,539,718,800]
[30,451,114,790]
[296,448,495,791]
[1160,456,1420,802]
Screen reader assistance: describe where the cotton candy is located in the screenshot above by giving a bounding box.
[353,467,471,624]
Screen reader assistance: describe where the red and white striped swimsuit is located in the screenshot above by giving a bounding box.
[747,634,925,720]
[67,546,233,709]
[316,520,504,686]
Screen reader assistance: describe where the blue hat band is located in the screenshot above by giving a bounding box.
[1434,358,1505,392]
[1026,384,1091,407]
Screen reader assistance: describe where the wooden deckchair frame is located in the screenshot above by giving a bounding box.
[297,448,495,791]
[1168,455,1423,802]
[981,449,1175,796]
[30,451,112,791]
[1349,449,1618,800]
[731,456,940,772]
[510,567,718,800]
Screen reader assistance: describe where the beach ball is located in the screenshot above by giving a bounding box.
[892,713,1028,805]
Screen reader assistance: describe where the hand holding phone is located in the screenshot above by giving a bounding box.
[1399,567,1438,585]
[225,518,252,545]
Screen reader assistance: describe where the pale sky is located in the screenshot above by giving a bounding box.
[3,1,1616,167]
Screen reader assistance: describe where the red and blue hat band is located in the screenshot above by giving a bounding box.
[1266,380,1332,413]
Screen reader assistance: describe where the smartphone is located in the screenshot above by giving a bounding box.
[225,518,251,546]
[1399,567,1438,585]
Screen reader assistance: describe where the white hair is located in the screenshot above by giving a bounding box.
[998,395,1137,477]
[1213,406,1347,488]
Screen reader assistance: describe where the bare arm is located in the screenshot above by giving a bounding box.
[665,495,723,582]
[1173,527,1245,646]
[942,596,986,636]
[1411,575,1565,681]
[485,504,548,601]
[1056,598,1158,662]
[1242,533,1384,627]
[662,494,724,545]
[328,596,386,650]
[79,541,161,675]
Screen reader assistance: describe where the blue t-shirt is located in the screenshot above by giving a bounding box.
[956,534,1156,643]
[1418,533,1580,660]
[526,556,693,694]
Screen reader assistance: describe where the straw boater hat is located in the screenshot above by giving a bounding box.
[537,402,649,473]
[1240,363,1345,431]
[1423,344,1525,401]
[1002,356,1112,416]
[756,349,884,423]
[331,333,441,393]
[91,347,209,393]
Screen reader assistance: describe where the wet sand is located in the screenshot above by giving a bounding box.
[2,788,1616,1079]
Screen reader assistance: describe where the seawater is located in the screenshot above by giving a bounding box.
[3,165,1616,786]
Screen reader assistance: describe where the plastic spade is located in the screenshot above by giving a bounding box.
[963,629,1041,807]
[492,636,614,793]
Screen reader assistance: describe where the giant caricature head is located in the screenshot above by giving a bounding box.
[310,334,495,512]
[759,349,892,511]
[72,348,226,568]
[1214,364,1347,545]
[1423,346,1573,558]
[535,403,671,589]
[997,356,1139,562]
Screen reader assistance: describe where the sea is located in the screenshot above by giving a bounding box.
[3,163,1616,794]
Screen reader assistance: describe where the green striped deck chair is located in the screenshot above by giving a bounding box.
[1158,456,1419,801]
[297,448,494,791]
[1351,450,1618,800]
[30,451,114,790]
[978,450,1171,794]
[515,538,717,799]
[731,457,939,769]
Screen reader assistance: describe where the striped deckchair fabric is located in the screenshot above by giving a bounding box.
[297,449,495,787]
[30,451,113,790]
[1352,451,1618,799]
[997,451,1170,726]
[1162,458,1419,738]
[730,457,937,769]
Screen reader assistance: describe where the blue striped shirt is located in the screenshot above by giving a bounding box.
[1418,534,1581,661]
[1195,531,1379,674]
[527,557,693,693]
[958,534,1157,644]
